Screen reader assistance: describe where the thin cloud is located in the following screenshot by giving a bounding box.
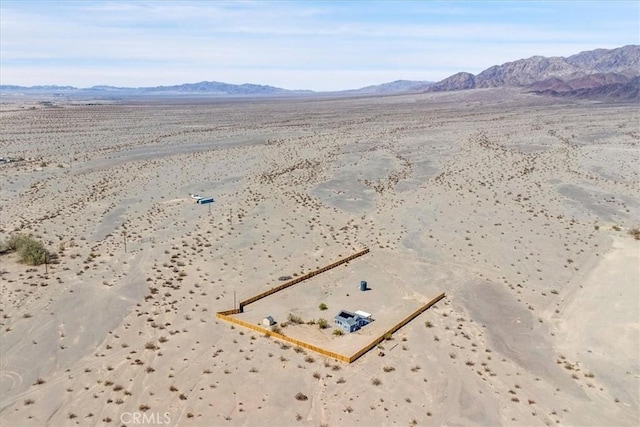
[1,0,638,90]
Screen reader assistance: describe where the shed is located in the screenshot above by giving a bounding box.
[262,316,275,327]
[354,310,372,320]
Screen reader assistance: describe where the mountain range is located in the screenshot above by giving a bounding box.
[1,45,638,101]
[427,45,639,101]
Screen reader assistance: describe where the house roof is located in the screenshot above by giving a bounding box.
[335,311,358,326]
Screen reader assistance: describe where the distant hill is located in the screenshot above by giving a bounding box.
[428,45,640,101]
[428,72,476,92]
[0,81,312,97]
[340,80,433,94]
[530,75,640,102]
[0,84,79,92]
[141,81,312,95]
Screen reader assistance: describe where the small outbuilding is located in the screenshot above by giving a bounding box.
[354,310,372,320]
[262,316,275,327]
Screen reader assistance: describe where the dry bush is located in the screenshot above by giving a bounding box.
[287,313,303,324]
[2,234,54,266]
[317,318,329,329]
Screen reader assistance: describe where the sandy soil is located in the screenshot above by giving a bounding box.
[0,88,638,426]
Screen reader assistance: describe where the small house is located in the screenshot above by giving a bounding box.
[334,310,370,333]
[262,316,275,327]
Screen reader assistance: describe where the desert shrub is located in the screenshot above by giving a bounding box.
[2,234,52,265]
[628,227,640,240]
[5,234,29,252]
[332,329,344,336]
[144,341,158,350]
[287,313,303,324]
[317,318,329,329]
[295,392,308,401]
[318,303,328,311]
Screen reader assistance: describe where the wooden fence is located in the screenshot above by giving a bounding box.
[216,285,446,363]
[347,292,446,363]
[216,312,351,362]
[237,248,370,311]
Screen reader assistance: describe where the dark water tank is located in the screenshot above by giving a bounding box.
[360,280,367,291]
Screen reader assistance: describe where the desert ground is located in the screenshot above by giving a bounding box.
[0,88,638,426]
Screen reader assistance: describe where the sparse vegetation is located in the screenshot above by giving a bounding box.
[319,303,328,311]
[1,234,53,266]
[295,392,308,401]
[287,313,303,324]
[144,341,158,350]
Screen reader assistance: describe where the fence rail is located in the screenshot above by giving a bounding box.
[237,248,370,311]
[216,312,351,362]
[348,292,446,363]
[215,247,445,363]
[216,288,445,364]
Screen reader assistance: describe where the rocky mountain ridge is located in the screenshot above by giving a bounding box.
[428,45,639,101]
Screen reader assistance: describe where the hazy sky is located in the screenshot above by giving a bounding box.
[1,1,638,91]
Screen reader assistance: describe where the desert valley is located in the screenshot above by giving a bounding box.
[0,85,638,427]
